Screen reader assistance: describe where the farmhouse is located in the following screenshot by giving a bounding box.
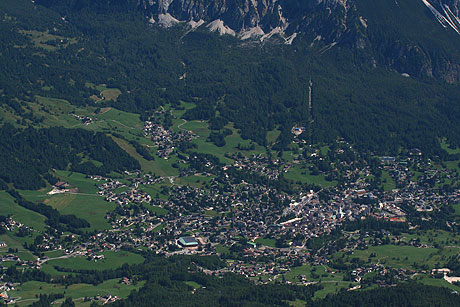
[54,182,69,189]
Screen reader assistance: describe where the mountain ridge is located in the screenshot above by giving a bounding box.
[37,0,460,82]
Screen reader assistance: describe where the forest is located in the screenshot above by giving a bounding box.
[1,0,460,157]
[311,282,460,307]
[0,124,139,189]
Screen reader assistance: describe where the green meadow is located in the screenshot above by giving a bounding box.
[0,191,46,231]
[0,233,37,261]
[10,279,144,307]
[42,250,144,272]
[284,165,337,187]
[45,194,114,231]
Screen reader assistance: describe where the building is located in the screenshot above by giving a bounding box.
[54,182,69,189]
[0,242,6,248]
[178,236,199,247]
[380,156,396,164]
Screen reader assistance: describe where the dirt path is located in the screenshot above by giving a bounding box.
[177,119,188,131]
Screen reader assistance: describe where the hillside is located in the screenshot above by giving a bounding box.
[2,0,460,156]
[2,0,460,306]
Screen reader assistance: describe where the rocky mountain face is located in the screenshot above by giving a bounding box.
[142,0,358,45]
[37,0,460,82]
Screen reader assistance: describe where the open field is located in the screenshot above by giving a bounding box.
[184,281,202,289]
[9,279,145,307]
[281,264,356,299]
[284,165,337,187]
[19,30,77,51]
[346,245,438,270]
[215,244,229,255]
[440,138,460,155]
[266,128,281,145]
[139,185,170,201]
[0,191,46,231]
[255,238,276,247]
[381,170,396,191]
[42,250,144,272]
[415,274,460,291]
[46,194,114,231]
[0,233,37,261]
[179,120,266,164]
[96,108,142,130]
[28,98,150,147]
[111,136,180,176]
[101,89,122,101]
[175,175,213,188]
[54,170,100,194]
[19,173,115,231]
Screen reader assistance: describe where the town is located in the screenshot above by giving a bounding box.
[2,112,460,304]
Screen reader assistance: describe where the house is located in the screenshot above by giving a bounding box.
[380,156,396,164]
[54,182,69,189]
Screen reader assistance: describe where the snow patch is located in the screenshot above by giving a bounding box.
[239,26,265,40]
[158,13,180,28]
[206,20,236,36]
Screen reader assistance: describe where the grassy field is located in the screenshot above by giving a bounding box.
[45,194,114,231]
[255,238,276,248]
[381,170,396,191]
[440,138,460,155]
[150,206,168,216]
[175,175,213,188]
[284,165,337,187]
[19,177,114,232]
[453,203,460,216]
[30,96,84,128]
[111,136,179,176]
[348,245,438,270]
[266,128,281,145]
[0,233,37,261]
[180,120,265,164]
[204,209,221,217]
[19,30,77,51]
[96,108,142,130]
[0,191,46,231]
[10,279,144,307]
[101,89,122,101]
[42,251,144,272]
[281,264,355,299]
[215,244,230,255]
[184,281,202,289]
[139,185,170,201]
[415,274,460,291]
[28,98,151,148]
[54,170,100,194]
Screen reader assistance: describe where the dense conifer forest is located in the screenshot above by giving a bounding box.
[0,125,139,189]
[2,0,460,156]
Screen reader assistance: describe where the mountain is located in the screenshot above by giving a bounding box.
[3,0,460,155]
[37,0,460,82]
[146,0,460,82]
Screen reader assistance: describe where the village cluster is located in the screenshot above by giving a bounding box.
[2,116,460,303]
